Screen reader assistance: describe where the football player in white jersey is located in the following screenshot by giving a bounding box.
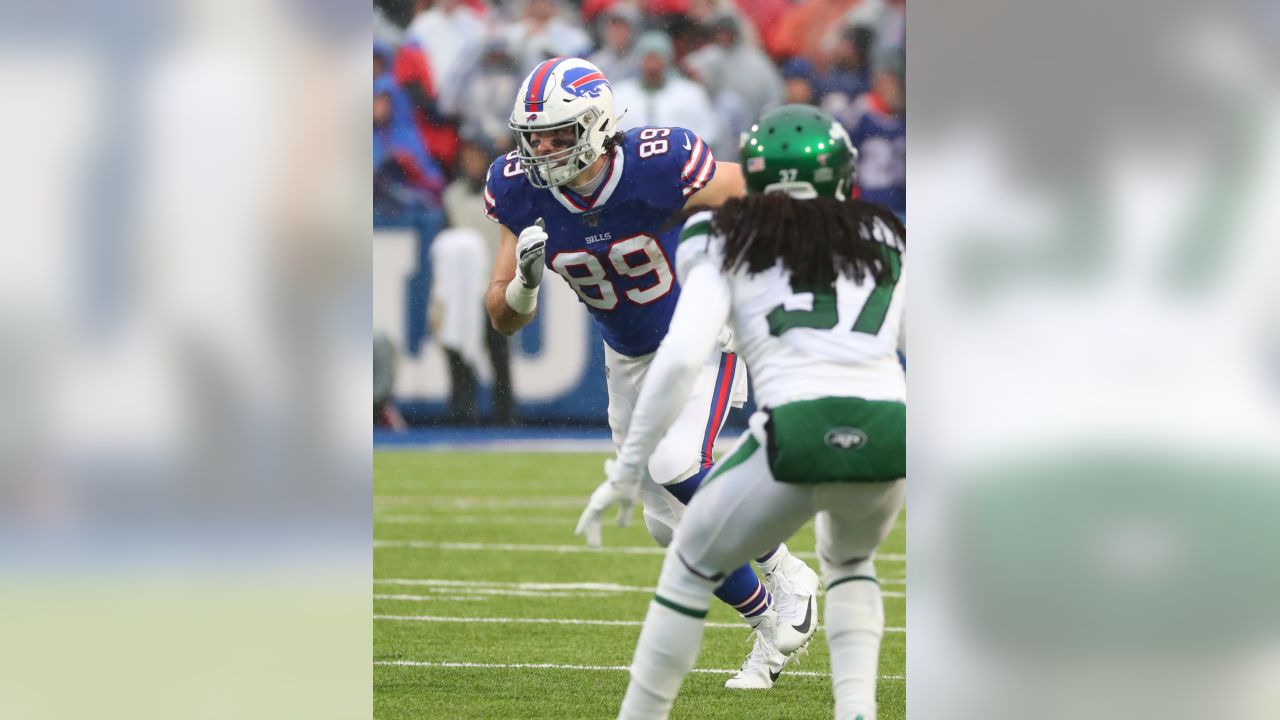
[485,58,821,683]
[581,105,906,719]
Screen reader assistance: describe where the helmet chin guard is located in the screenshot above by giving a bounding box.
[510,58,616,189]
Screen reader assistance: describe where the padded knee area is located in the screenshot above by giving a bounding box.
[656,543,720,611]
[647,441,700,488]
[643,511,676,548]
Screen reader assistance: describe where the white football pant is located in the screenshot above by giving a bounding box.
[604,343,748,547]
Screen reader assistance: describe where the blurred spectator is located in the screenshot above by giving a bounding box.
[683,14,782,121]
[443,138,516,424]
[613,31,721,148]
[454,37,522,154]
[732,0,789,48]
[767,0,862,63]
[816,24,873,111]
[373,332,407,430]
[845,0,905,55]
[505,0,593,75]
[578,0,620,27]
[681,15,776,159]
[375,0,418,28]
[392,38,460,170]
[374,4,405,47]
[374,43,417,126]
[780,58,819,105]
[428,228,491,424]
[644,0,698,53]
[374,72,444,220]
[841,50,904,217]
[588,5,643,83]
[685,0,761,48]
[406,0,486,115]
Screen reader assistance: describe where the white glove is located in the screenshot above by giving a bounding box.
[515,221,547,289]
[574,459,642,548]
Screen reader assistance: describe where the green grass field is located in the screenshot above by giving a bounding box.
[374,450,905,719]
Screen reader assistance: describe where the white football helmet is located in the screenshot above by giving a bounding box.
[509,57,617,188]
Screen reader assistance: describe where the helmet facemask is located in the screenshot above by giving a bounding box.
[510,106,606,189]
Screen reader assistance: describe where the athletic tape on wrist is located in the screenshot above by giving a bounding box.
[505,279,538,315]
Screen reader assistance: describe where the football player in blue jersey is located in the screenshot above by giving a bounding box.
[483,57,820,686]
[843,53,905,220]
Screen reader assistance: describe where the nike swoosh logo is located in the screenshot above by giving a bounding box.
[682,133,692,151]
[768,668,781,683]
[792,596,814,634]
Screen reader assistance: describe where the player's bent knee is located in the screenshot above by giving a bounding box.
[647,457,699,489]
[654,542,720,613]
[643,511,676,548]
[646,441,700,488]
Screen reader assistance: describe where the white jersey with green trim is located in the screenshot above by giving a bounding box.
[676,210,906,409]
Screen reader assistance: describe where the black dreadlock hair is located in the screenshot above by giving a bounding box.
[707,194,905,288]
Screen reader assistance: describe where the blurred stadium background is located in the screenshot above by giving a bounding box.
[371,0,905,438]
[372,2,908,716]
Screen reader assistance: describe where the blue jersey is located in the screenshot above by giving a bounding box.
[846,96,905,216]
[485,126,717,357]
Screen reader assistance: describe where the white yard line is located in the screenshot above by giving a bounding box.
[376,578,656,592]
[377,514,578,525]
[376,595,487,602]
[376,514,907,541]
[377,590,604,600]
[374,659,904,681]
[373,539,905,563]
[375,496,587,509]
[373,614,905,633]
[375,578,904,598]
[395,439,618,453]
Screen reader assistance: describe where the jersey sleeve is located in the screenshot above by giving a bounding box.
[483,152,534,233]
[482,158,504,225]
[671,128,717,200]
[674,209,726,286]
[627,126,718,212]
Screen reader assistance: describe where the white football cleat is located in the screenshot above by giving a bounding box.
[765,552,820,655]
[724,610,788,690]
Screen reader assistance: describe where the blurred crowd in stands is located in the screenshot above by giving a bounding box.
[374,0,904,220]
[373,0,905,425]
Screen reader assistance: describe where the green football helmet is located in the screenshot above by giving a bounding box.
[740,104,858,200]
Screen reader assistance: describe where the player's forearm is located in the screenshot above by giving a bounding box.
[486,281,536,335]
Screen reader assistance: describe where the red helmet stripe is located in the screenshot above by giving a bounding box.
[569,71,605,89]
[524,57,566,111]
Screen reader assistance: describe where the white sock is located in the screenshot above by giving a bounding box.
[755,542,791,576]
[618,601,707,720]
[618,548,718,719]
[825,576,884,718]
